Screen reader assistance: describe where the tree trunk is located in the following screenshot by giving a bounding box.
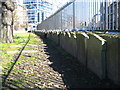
[1,0,15,43]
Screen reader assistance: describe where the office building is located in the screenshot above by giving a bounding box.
[23,0,53,24]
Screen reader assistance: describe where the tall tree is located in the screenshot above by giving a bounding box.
[1,0,15,43]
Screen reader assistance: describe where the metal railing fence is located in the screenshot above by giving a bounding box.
[37,0,120,31]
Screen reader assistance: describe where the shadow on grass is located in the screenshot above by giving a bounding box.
[35,33,120,88]
[2,34,30,88]
[2,32,120,89]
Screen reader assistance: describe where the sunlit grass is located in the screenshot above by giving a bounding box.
[1,33,30,68]
[1,32,40,72]
[0,32,42,89]
[13,33,30,45]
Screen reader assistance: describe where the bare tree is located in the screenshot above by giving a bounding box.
[1,0,15,43]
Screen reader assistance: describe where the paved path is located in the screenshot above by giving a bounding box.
[7,50,39,53]
[7,45,38,53]
[10,45,38,47]
[13,30,27,33]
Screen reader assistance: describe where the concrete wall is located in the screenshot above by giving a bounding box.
[59,32,66,50]
[87,33,106,79]
[34,31,120,85]
[102,36,120,84]
[51,32,59,45]
[76,32,89,66]
[59,32,77,58]
[34,31,46,38]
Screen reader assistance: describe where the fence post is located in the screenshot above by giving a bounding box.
[73,1,75,30]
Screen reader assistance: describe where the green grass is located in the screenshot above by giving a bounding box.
[1,33,29,68]
[1,32,40,72]
[1,32,43,89]
[13,33,30,45]
[0,33,30,51]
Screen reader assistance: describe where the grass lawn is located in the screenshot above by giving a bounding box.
[1,32,65,89]
[1,32,39,50]
[1,32,41,79]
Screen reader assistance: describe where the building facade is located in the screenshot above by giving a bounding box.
[13,4,28,31]
[100,1,120,30]
[23,0,52,24]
